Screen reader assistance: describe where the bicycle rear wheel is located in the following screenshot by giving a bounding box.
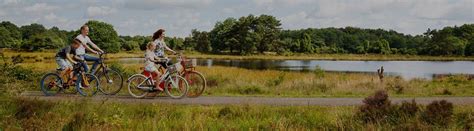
[127,74,149,98]
[76,73,99,97]
[164,75,188,99]
[183,71,206,98]
[40,73,63,96]
[98,69,123,95]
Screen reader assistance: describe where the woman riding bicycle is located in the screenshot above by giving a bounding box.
[151,29,177,69]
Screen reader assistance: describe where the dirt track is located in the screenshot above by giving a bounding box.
[20,91,474,106]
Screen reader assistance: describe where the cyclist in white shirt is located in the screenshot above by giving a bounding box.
[75,25,105,74]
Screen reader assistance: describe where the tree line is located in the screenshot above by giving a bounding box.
[1,14,473,56]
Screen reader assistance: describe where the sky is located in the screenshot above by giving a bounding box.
[0,0,473,37]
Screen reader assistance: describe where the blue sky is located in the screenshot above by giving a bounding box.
[0,0,473,37]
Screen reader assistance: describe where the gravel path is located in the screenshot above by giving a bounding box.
[20,91,474,106]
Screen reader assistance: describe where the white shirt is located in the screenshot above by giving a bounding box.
[75,34,94,55]
[144,50,156,67]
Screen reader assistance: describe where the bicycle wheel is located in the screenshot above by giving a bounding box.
[98,69,123,95]
[127,74,149,98]
[183,71,206,98]
[40,73,63,96]
[76,73,99,97]
[164,75,188,99]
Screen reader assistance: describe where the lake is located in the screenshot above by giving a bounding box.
[117,58,474,79]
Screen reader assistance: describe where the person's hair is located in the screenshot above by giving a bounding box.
[146,42,155,50]
[152,29,165,41]
[72,38,82,45]
[80,25,88,31]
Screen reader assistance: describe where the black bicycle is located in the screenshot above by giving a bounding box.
[93,53,124,95]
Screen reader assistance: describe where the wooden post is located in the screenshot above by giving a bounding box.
[377,66,384,82]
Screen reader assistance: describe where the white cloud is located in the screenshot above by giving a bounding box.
[124,0,213,10]
[45,13,68,23]
[0,0,472,37]
[253,0,274,6]
[87,6,117,17]
[0,9,5,16]
[23,3,59,13]
[2,0,19,5]
[223,8,235,14]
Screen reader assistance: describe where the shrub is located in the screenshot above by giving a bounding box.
[8,66,34,81]
[218,107,233,118]
[399,99,419,116]
[454,112,474,130]
[237,85,265,95]
[357,90,392,123]
[441,88,453,95]
[267,73,285,87]
[422,100,454,127]
[14,99,53,119]
[313,65,325,78]
[62,112,86,130]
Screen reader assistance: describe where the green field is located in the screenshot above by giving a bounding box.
[14,60,474,98]
[1,51,474,130]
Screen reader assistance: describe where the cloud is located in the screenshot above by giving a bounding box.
[45,13,68,23]
[87,6,117,17]
[23,3,59,13]
[0,0,472,37]
[279,0,474,35]
[2,0,19,5]
[124,0,213,10]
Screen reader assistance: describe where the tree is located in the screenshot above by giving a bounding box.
[210,18,237,53]
[0,27,20,48]
[20,23,47,40]
[187,29,211,52]
[84,20,121,53]
[121,39,139,51]
[0,21,22,48]
[255,15,281,53]
[21,31,65,51]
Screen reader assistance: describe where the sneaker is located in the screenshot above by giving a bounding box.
[78,83,89,89]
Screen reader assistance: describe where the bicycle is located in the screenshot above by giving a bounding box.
[126,58,189,99]
[175,53,207,98]
[92,53,124,95]
[40,62,99,97]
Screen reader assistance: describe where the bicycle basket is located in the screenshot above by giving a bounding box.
[185,59,197,68]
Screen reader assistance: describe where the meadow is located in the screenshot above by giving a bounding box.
[14,60,474,98]
[0,96,473,130]
[1,51,474,130]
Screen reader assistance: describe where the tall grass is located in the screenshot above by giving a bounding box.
[0,97,473,130]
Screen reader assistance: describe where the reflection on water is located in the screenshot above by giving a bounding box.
[117,58,474,80]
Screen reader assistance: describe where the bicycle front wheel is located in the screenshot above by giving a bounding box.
[40,73,63,96]
[76,73,99,97]
[183,71,206,98]
[164,75,188,99]
[127,74,149,98]
[98,69,123,95]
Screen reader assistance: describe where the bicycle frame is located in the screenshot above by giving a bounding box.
[93,53,108,75]
[135,66,178,91]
